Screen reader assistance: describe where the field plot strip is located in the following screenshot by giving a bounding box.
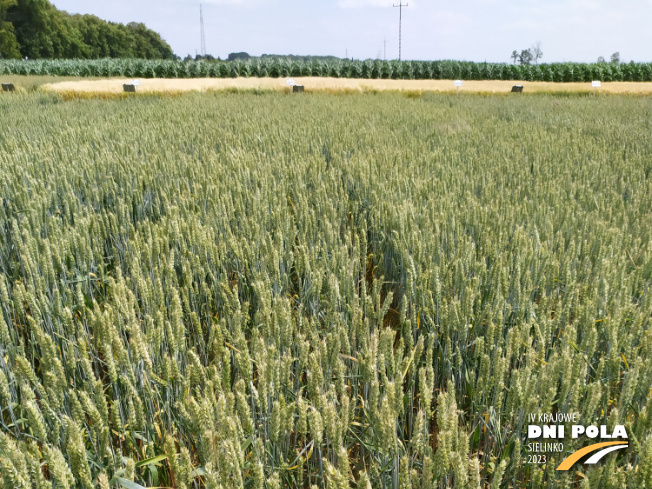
[42,77,652,95]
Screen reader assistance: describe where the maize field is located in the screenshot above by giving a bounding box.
[1,58,652,83]
[0,91,651,489]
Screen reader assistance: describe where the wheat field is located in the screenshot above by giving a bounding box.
[0,91,651,489]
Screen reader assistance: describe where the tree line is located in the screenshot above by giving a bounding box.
[0,0,173,59]
[511,42,624,67]
[223,53,344,62]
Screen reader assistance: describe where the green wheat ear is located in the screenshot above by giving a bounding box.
[0,91,650,487]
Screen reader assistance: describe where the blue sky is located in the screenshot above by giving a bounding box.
[51,0,652,63]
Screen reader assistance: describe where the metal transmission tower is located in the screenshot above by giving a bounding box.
[200,4,206,57]
[393,2,408,60]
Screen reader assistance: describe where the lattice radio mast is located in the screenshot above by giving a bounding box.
[200,4,207,57]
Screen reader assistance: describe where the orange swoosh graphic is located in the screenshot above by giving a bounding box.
[556,441,628,471]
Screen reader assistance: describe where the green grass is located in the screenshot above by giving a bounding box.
[0,92,651,489]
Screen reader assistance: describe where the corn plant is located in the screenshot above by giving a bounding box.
[2,58,652,81]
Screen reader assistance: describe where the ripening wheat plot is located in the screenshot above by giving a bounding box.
[0,92,651,489]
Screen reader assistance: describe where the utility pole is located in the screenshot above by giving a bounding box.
[384,38,387,60]
[200,3,206,57]
[393,2,408,60]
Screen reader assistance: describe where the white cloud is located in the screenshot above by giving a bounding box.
[571,0,601,10]
[338,0,394,8]
[203,0,248,4]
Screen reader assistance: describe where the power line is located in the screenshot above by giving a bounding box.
[200,3,206,57]
[393,2,408,61]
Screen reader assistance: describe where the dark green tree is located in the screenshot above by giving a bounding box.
[3,0,174,59]
[0,0,21,58]
[519,49,533,65]
[227,52,251,61]
[126,22,174,59]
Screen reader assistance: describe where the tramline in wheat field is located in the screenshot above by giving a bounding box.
[0,91,651,488]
